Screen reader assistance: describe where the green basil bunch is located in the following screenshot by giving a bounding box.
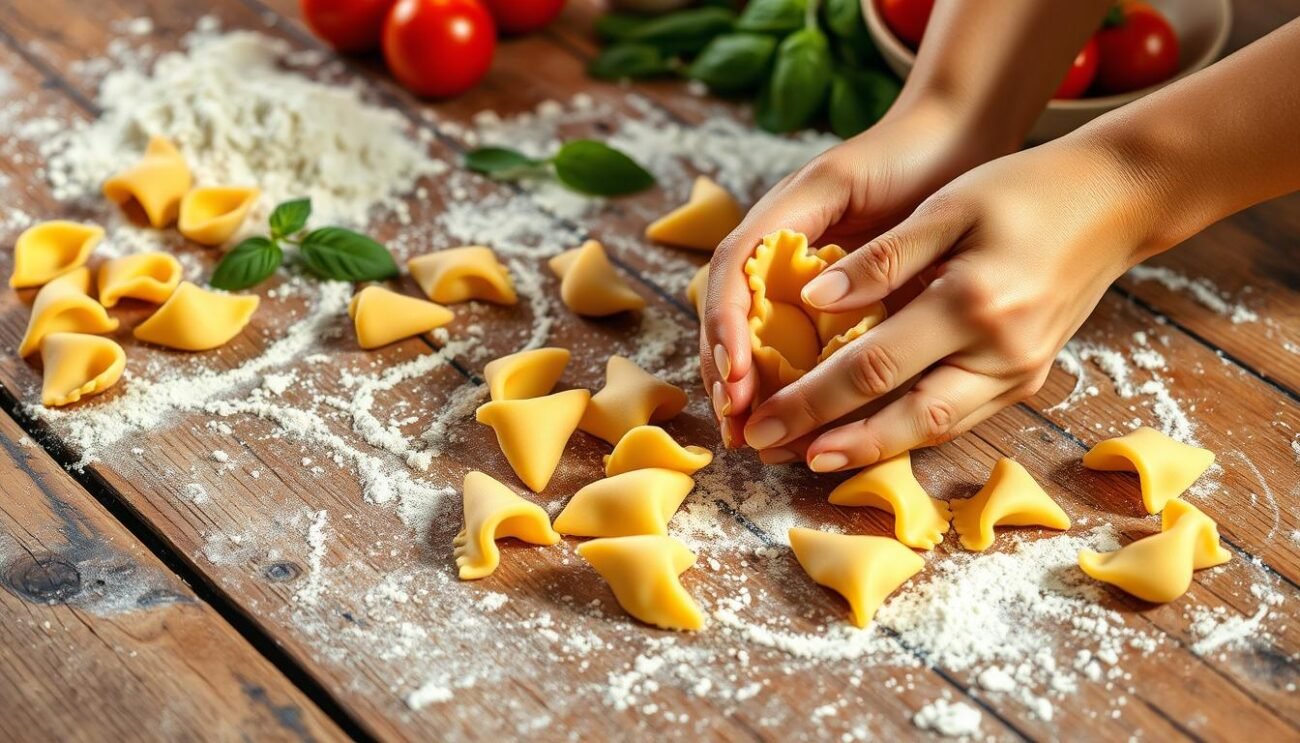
[463,140,655,197]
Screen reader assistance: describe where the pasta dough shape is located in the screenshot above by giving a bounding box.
[576,535,704,631]
[475,388,590,492]
[686,263,709,317]
[827,451,951,550]
[348,286,453,349]
[603,426,713,477]
[102,136,192,228]
[580,356,688,445]
[645,176,743,252]
[1083,426,1215,515]
[97,252,182,307]
[454,470,560,580]
[18,268,120,357]
[133,281,259,351]
[548,240,645,317]
[178,186,260,246]
[408,246,517,305]
[1077,499,1231,603]
[40,332,126,407]
[788,527,924,628]
[949,458,1071,552]
[483,347,570,401]
[10,221,103,289]
[553,468,695,537]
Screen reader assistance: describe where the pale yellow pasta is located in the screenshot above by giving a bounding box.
[97,252,183,307]
[102,136,192,228]
[10,221,103,289]
[18,268,120,358]
[133,281,259,351]
[40,332,126,407]
[348,286,452,349]
[178,186,260,246]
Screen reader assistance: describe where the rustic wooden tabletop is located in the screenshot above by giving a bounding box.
[0,0,1296,740]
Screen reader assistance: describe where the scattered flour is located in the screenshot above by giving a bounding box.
[1126,265,1258,324]
[912,698,982,738]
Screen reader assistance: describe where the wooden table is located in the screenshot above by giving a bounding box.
[0,1,1296,740]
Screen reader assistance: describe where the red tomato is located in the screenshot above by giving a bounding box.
[300,0,398,52]
[480,0,565,35]
[382,0,497,98]
[1054,36,1100,99]
[1094,2,1180,94]
[878,0,934,48]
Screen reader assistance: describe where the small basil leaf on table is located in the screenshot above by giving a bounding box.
[687,33,778,94]
[552,140,655,196]
[269,198,311,239]
[756,27,834,133]
[464,147,546,178]
[624,7,737,56]
[298,227,399,282]
[589,43,674,80]
[210,236,283,291]
[737,0,808,34]
[829,68,901,138]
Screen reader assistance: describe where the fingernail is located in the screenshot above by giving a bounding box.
[802,270,849,308]
[810,452,849,472]
[713,344,731,380]
[745,418,787,449]
[711,381,731,418]
[761,447,798,465]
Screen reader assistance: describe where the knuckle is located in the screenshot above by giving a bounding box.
[919,396,958,439]
[856,232,904,290]
[847,344,898,398]
[787,387,822,427]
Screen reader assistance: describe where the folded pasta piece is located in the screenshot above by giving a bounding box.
[827,451,951,550]
[603,426,712,477]
[645,176,743,252]
[1078,499,1230,603]
[685,263,709,317]
[454,470,560,580]
[97,252,183,307]
[576,535,705,631]
[1083,427,1215,514]
[483,347,571,401]
[40,333,126,407]
[10,221,103,289]
[178,186,260,246]
[18,268,120,357]
[348,286,453,349]
[548,240,645,317]
[950,458,1072,552]
[788,527,924,628]
[408,246,517,305]
[133,281,259,351]
[553,468,695,537]
[102,136,192,228]
[580,356,687,445]
[475,388,590,492]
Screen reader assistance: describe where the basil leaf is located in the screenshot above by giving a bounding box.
[210,236,282,291]
[687,33,778,93]
[269,198,311,239]
[298,227,398,282]
[756,27,833,133]
[625,7,736,55]
[552,140,655,196]
[589,42,674,80]
[595,13,650,42]
[464,147,546,178]
[822,0,862,38]
[829,68,901,138]
[737,0,807,34]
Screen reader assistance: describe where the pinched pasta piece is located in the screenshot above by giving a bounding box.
[348,286,453,349]
[576,535,705,631]
[454,471,560,580]
[483,347,571,402]
[178,186,260,246]
[408,246,517,305]
[827,451,951,550]
[548,240,645,317]
[788,527,924,628]
[603,426,712,477]
[97,252,183,307]
[553,468,695,538]
[685,263,709,317]
[950,458,1071,552]
[10,221,103,289]
[18,268,120,357]
[645,176,743,252]
[40,333,126,407]
[133,282,259,351]
[580,356,687,445]
[1083,427,1215,514]
[475,388,590,492]
[103,136,192,228]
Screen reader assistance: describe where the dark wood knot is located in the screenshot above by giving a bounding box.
[5,553,82,604]
[262,561,301,582]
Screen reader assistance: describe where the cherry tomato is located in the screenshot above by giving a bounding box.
[878,0,934,48]
[480,0,565,35]
[300,0,398,52]
[382,0,497,98]
[1054,36,1100,99]
[1094,2,1180,94]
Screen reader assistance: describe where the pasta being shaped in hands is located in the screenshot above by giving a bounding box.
[553,468,695,538]
[1077,499,1230,603]
[483,347,570,402]
[685,263,709,317]
[475,388,590,492]
[40,333,126,407]
[949,458,1072,552]
[133,282,259,351]
[102,136,192,228]
[580,356,688,445]
[1083,427,1215,515]
[645,176,744,252]
[576,535,705,631]
[10,221,103,289]
[348,286,453,349]
[97,252,182,307]
[548,240,645,317]
[603,426,713,477]
[408,246,517,305]
[18,268,120,357]
[178,186,260,246]
[827,451,951,550]
[454,471,560,580]
[788,527,924,628]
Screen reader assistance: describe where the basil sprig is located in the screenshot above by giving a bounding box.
[757,27,833,133]
[687,33,778,93]
[464,139,655,197]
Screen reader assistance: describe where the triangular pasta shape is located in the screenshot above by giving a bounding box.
[475,388,590,492]
[40,332,126,407]
[827,451,951,550]
[1078,499,1231,603]
[102,136,192,228]
[133,281,259,351]
[553,468,695,537]
[408,246,517,305]
[788,527,924,628]
[685,263,709,317]
[18,268,120,357]
[645,176,744,252]
[10,221,103,289]
[483,347,571,402]
[347,286,453,349]
[1082,427,1215,514]
[178,186,260,246]
[579,356,688,445]
[548,240,645,317]
[97,252,183,307]
[950,458,1072,552]
[576,535,704,631]
[603,426,713,477]
[453,470,560,580]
